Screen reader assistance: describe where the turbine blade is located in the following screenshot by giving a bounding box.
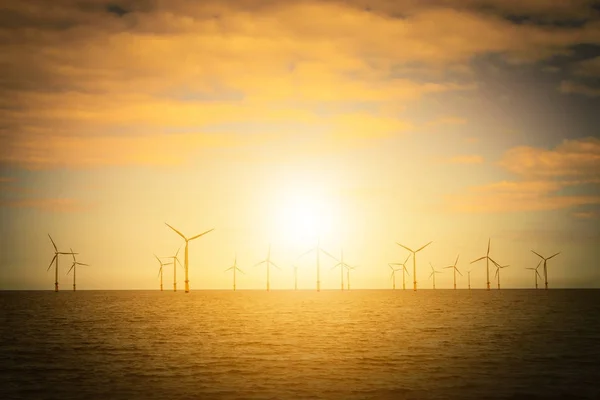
[157,267,161,278]
[189,228,215,241]
[487,238,490,255]
[48,234,57,252]
[443,266,453,269]
[489,257,500,268]
[298,247,315,259]
[396,243,414,253]
[225,266,233,272]
[456,268,463,277]
[236,267,245,274]
[47,255,57,271]
[416,241,432,253]
[494,268,498,278]
[154,254,162,264]
[536,270,542,279]
[253,260,267,268]
[454,254,460,266]
[70,248,76,262]
[175,247,181,257]
[429,272,434,279]
[67,263,75,275]
[403,254,411,265]
[77,263,89,266]
[404,266,410,276]
[165,223,187,240]
[270,261,282,271]
[547,252,560,260]
[471,256,486,264]
[320,248,338,261]
[531,250,544,259]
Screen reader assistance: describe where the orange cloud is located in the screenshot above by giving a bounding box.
[0,198,91,213]
[559,81,600,97]
[447,155,484,164]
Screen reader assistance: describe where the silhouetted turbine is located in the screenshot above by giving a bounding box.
[396,241,432,291]
[388,254,411,290]
[165,223,214,293]
[525,261,543,289]
[345,264,356,290]
[493,261,509,289]
[467,270,472,290]
[299,238,338,292]
[470,238,499,291]
[225,254,244,291]
[46,234,77,292]
[162,248,182,292]
[292,265,299,290]
[332,249,351,291]
[531,250,560,290]
[67,248,89,291]
[253,244,281,291]
[443,254,462,290]
[429,262,443,289]
[154,254,173,291]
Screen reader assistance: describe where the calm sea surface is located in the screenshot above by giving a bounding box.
[1,290,599,400]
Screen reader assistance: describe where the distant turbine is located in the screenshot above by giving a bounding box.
[292,265,299,290]
[470,238,499,291]
[525,261,543,289]
[493,262,509,289]
[467,270,472,290]
[428,262,443,289]
[443,254,462,290]
[396,241,432,291]
[225,254,244,291]
[154,254,173,292]
[67,248,89,291]
[299,238,338,292]
[388,254,411,290]
[162,248,182,292]
[165,223,214,293]
[345,264,356,290]
[531,250,560,290]
[253,244,281,291]
[46,234,77,292]
[332,249,351,291]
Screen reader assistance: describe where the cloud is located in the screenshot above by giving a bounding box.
[448,137,600,213]
[572,56,600,77]
[0,198,91,212]
[447,155,484,164]
[572,210,599,219]
[559,80,600,97]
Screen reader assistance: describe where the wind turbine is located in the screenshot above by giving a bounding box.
[345,264,356,290]
[443,254,462,290]
[531,250,560,290]
[46,234,77,292]
[154,254,172,291]
[388,254,411,290]
[429,262,443,289]
[396,241,432,291]
[332,249,351,291]
[298,238,338,292]
[253,244,281,291]
[67,248,89,291]
[292,265,299,290]
[225,254,244,291]
[162,248,182,292]
[467,270,472,290]
[525,261,543,289]
[470,238,499,291]
[493,262,509,289]
[165,223,214,293]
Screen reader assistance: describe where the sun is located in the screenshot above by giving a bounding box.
[273,187,334,247]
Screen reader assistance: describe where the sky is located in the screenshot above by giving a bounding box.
[0,0,599,290]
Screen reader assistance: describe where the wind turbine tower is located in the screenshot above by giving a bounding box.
[253,244,281,291]
[467,270,472,290]
[429,262,443,289]
[443,254,462,290]
[162,248,182,292]
[493,262,509,289]
[332,249,351,291]
[67,248,89,291]
[526,261,543,289]
[46,234,77,292]
[299,238,338,292]
[165,223,214,293]
[388,254,411,290]
[292,265,299,290]
[470,238,499,291]
[345,265,356,290]
[396,241,432,291]
[154,254,172,291]
[225,254,244,291]
[531,250,560,290]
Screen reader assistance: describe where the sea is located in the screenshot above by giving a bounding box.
[1,290,599,400]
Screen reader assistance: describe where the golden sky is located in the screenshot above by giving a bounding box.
[1,0,599,289]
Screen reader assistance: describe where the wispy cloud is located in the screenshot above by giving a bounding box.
[447,155,484,164]
[559,80,600,97]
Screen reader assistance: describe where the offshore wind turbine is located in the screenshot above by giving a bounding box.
[253,244,281,291]
[443,254,462,290]
[396,241,432,291]
[388,254,411,290]
[526,261,543,289]
[162,248,182,292]
[67,248,89,291]
[46,234,77,292]
[154,254,172,291]
[292,265,299,290]
[470,238,499,291]
[299,238,338,292]
[332,249,351,291]
[493,262,509,289]
[165,223,214,293]
[467,270,472,290]
[225,254,244,291]
[531,250,560,290]
[428,263,443,289]
[345,265,356,290]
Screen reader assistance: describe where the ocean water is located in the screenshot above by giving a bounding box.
[1,290,599,400]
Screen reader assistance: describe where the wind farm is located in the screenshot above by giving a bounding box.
[526,262,543,289]
[531,250,561,290]
[396,241,432,291]
[388,254,411,290]
[46,235,77,292]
